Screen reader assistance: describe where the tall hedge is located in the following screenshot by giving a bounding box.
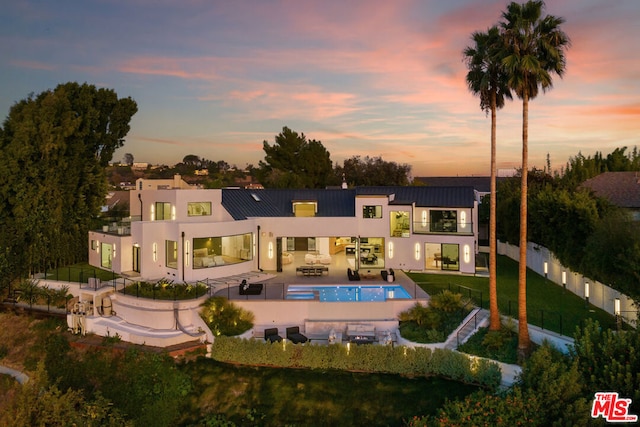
[210,336,502,390]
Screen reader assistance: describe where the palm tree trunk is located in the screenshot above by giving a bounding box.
[489,90,500,331]
[518,92,531,361]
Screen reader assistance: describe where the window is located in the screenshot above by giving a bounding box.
[100,242,113,269]
[390,211,410,237]
[425,243,459,271]
[430,210,458,233]
[441,244,460,271]
[187,202,212,216]
[155,202,171,220]
[293,201,317,217]
[192,233,253,269]
[166,240,178,269]
[363,205,382,218]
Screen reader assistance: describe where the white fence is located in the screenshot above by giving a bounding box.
[498,241,637,326]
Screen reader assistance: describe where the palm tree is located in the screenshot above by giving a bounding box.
[499,0,570,360]
[463,26,512,332]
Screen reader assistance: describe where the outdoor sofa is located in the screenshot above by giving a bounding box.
[239,280,263,295]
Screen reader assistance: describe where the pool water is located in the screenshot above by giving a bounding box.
[286,285,411,302]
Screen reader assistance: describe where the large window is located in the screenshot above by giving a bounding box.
[353,237,385,269]
[188,202,211,216]
[430,210,457,233]
[390,211,410,237]
[192,232,253,269]
[424,243,459,271]
[166,240,178,269]
[363,205,382,219]
[155,202,171,220]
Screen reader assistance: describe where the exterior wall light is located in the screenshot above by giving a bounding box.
[544,261,548,278]
[421,210,427,227]
[150,204,155,221]
[562,271,567,289]
[153,242,158,262]
[171,205,176,220]
[463,245,470,263]
[388,242,394,259]
[185,240,190,266]
[460,211,466,228]
[268,242,274,259]
[414,243,420,260]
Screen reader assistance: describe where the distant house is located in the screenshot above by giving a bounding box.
[580,172,640,220]
[101,191,130,214]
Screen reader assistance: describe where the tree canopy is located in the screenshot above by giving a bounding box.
[334,155,412,187]
[256,126,333,188]
[0,82,137,281]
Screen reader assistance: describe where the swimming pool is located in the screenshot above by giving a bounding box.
[286,285,411,302]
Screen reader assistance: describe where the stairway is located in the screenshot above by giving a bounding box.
[445,308,490,350]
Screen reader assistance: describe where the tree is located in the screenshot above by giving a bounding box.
[256,127,332,188]
[123,152,134,165]
[334,155,412,186]
[0,82,137,279]
[464,25,512,332]
[500,0,570,360]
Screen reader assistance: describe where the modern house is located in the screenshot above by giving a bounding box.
[88,176,481,281]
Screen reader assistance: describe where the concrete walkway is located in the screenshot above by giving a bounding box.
[0,365,29,384]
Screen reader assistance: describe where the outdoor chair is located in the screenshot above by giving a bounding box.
[380,270,389,281]
[264,327,282,343]
[388,268,395,282]
[286,326,308,344]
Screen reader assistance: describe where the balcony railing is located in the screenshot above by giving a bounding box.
[412,221,474,235]
[97,219,132,235]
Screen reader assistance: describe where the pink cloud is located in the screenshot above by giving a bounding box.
[9,59,56,71]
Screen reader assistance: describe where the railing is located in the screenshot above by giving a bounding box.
[456,309,483,347]
[447,283,484,309]
[412,221,474,235]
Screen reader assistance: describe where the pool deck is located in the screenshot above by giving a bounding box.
[212,267,430,302]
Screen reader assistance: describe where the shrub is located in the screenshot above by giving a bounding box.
[209,336,502,390]
[200,297,254,336]
[122,280,208,300]
[398,292,472,343]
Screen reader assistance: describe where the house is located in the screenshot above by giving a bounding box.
[580,172,640,221]
[88,176,480,281]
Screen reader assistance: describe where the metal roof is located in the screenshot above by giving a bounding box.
[221,186,475,220]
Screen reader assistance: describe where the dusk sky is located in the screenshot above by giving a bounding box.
[2,1,639,177]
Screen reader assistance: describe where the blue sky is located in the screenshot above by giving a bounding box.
[1,0,639,176]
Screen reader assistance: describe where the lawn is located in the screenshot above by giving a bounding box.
[180,358,479,427]
[43,262,119,283]
[407,255,619,336]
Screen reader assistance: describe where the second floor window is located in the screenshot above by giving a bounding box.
[363,205,382,218]
[188,202,211,216]
[155,202,171,220]
[430,210,457,233]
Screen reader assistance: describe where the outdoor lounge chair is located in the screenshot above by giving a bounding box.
[380,270,388,281]
[239,280,263,295]
[264,327,282,343]
[286,326,308,344]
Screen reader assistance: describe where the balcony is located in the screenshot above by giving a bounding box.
[98,219,132,236]
[412,221,474,235]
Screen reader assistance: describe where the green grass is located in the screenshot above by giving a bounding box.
[180,358,480,427]
[407,255,619,336]
[44,262,119,283]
